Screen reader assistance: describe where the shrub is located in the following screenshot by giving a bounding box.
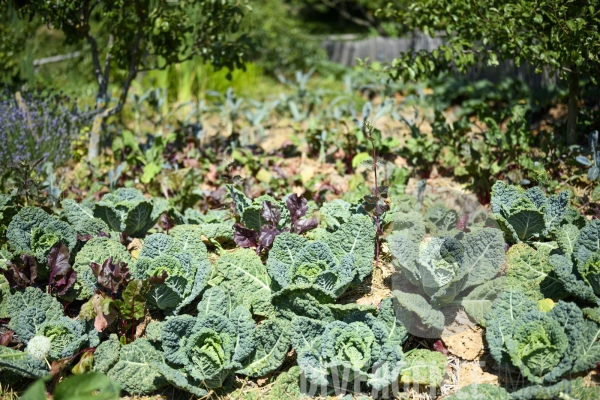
[0,89,78,173]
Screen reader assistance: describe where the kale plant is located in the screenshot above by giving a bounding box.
[575,130,600,181]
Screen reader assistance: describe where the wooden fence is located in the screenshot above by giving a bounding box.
[323,32,559,89]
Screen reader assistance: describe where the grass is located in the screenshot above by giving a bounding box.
[0,383,20,400]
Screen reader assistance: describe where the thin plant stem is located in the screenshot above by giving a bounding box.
[372,139,381,270]
[365,121,381,269]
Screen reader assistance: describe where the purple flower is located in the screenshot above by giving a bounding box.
[0,88,81,174]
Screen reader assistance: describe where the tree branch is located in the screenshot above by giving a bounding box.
[86,33,106,100]
[320,0,388,36]
[82,0,108,107]
[354,4,386,35]
[137,53,196,73]
[105,0,144,117]
[33,51,82,67]
[101,35,114,97]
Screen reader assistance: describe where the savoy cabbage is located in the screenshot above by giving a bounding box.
[154,286,289,395]
[93,334,167,394]
[268,213,375,291]
[490,181,572,243]
[0,345,49,385]
[211,212,375,321]
[388,207,505,336]
[487,183,600,305]
[175,208,236,244]
[6,206,76,263]
[70,236,135,300]
[93,188,165,237]
[504,215,600,306]
[7,287,91,362]
[133,226,211,314]
[486,289,600,385]
[505,243,568,301]
[267,233,356,298]
[290,297,407,392]
[60,199,113,238]
[213,248,274,315]
[444,383,512,399]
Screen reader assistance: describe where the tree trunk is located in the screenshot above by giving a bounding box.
[566,69,580,146]
[87,114,103,160]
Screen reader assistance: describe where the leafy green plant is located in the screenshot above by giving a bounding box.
[399,349,447,387]
[4,171,600,397]
[486,289,600,385]
[111,131,174,185]
[269,212,374,291]
[70,236,134,300]
[268,234,357,299]
[132,226,212,314]
[444,383,511,400]
[92,188,166,238]
[489,182,600,306]
[92,334,166,395]
[6,206,76,263]
[575,130,600,181]
[388,203,506,336]
[5,287,94,367]
[382,0,600,145]
[290,297,407,393]
[153,285,289,396]
[490,181,571,243]
[0,344,51,386]
[207,87,245,137]
[20,372,121,400]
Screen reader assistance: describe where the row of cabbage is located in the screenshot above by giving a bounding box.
[1,182,600,399]
[390,182,600,399]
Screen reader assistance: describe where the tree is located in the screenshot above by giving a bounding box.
[9,0,251,159]
[381,0,600,145]
[293,0,406,37]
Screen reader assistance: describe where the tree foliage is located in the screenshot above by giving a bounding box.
[381,0,600,144]
[7,0,251,157]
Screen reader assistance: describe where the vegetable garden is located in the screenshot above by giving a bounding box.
[1,1,600,399]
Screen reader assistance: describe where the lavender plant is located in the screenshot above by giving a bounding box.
[0,89,78,175]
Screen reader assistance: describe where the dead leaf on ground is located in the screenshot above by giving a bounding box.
[136,312,153,339]
[127,239,143,260]
[583,368,600,387]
